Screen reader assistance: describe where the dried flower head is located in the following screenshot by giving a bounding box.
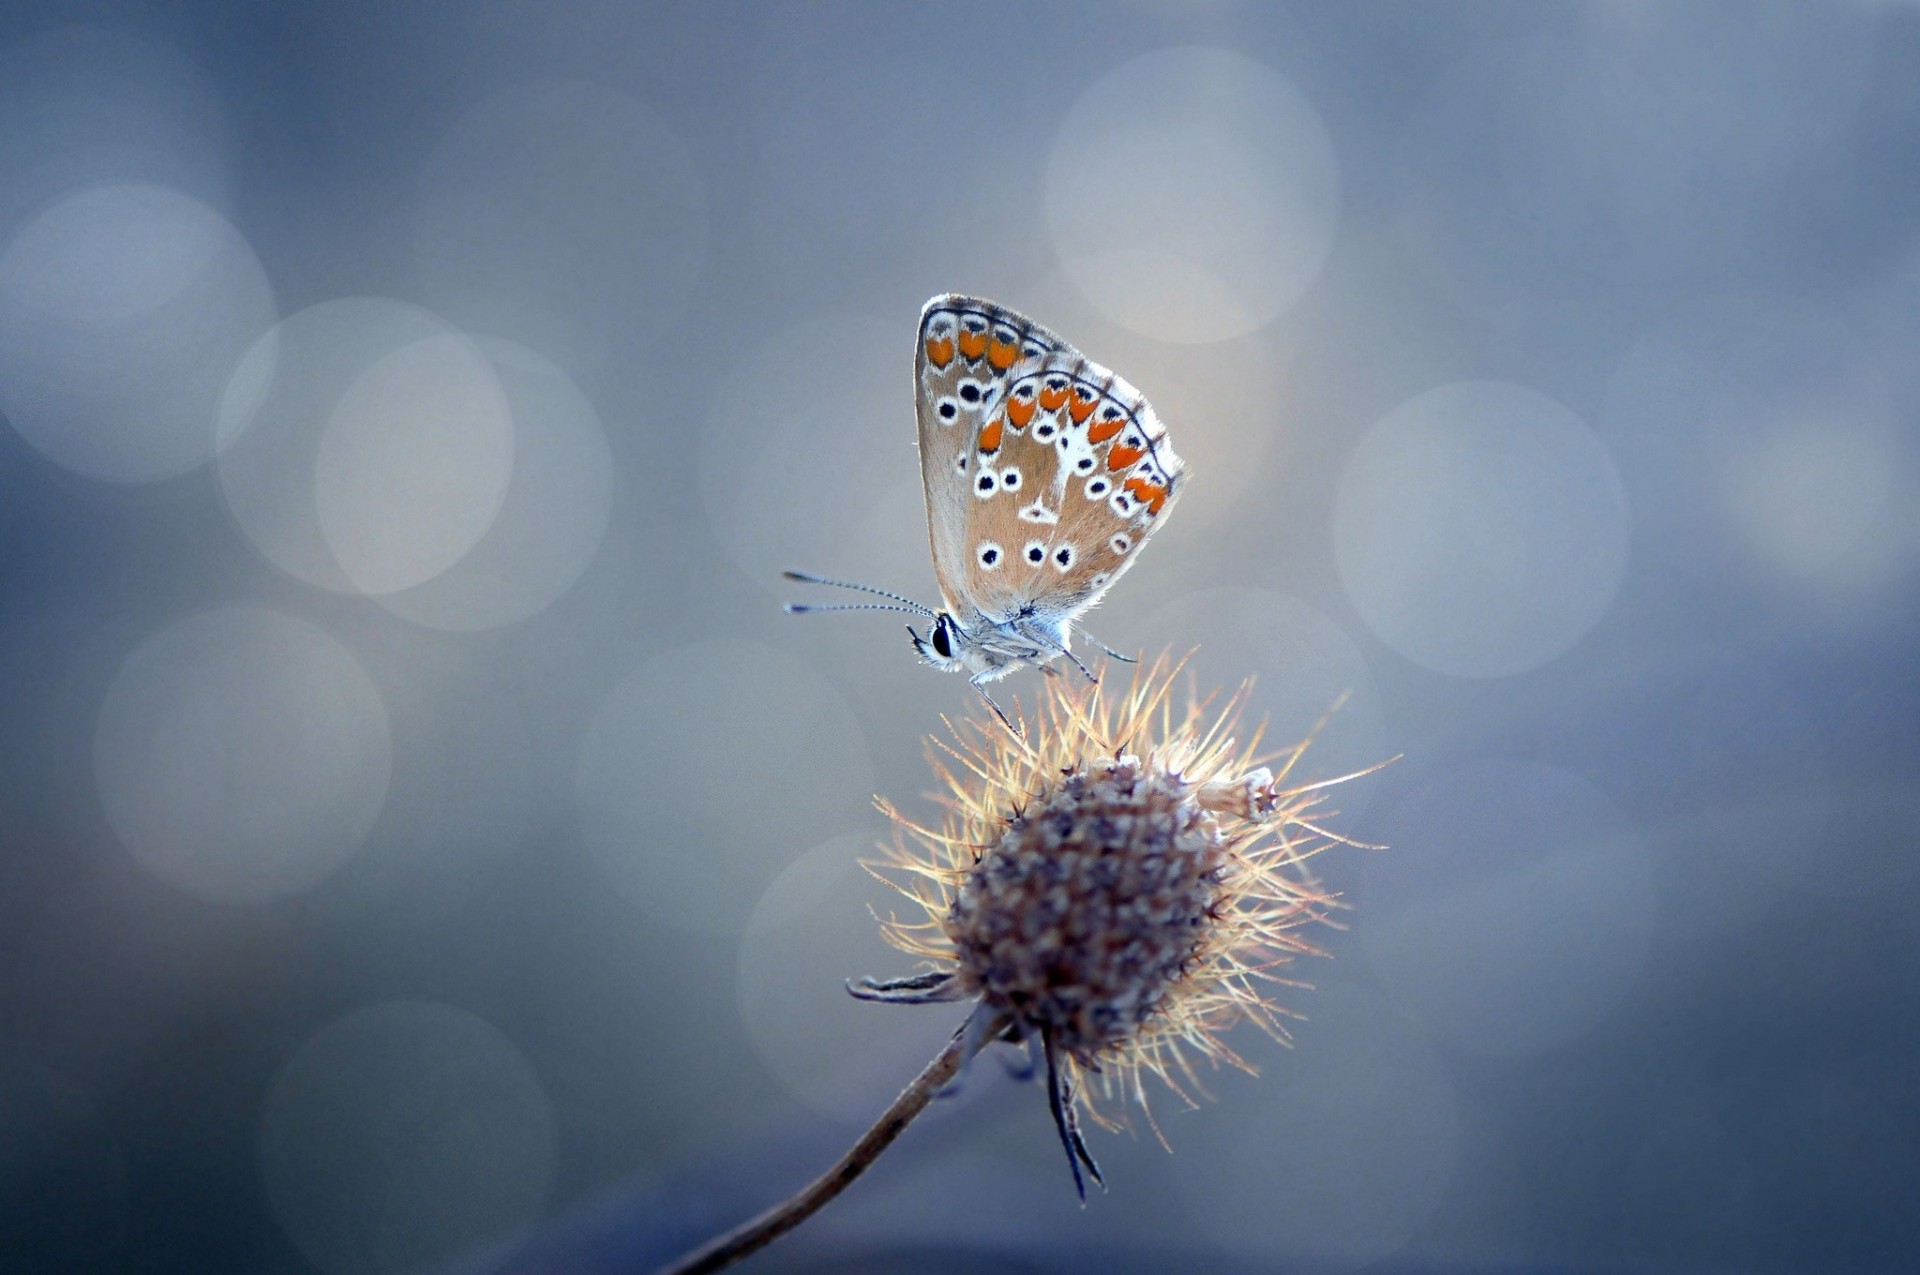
[852,652,1372,1196]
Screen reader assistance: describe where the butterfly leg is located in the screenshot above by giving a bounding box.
[970,677,1019,735]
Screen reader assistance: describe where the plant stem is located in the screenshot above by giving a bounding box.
[655,1014,991,1274]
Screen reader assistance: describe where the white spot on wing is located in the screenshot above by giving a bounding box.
[1019,501,1058,524]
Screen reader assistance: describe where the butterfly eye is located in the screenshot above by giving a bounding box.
[1052,545,1075,571]
[931,620,954,658]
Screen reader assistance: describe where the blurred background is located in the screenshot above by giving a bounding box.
[2,2,1916,1272]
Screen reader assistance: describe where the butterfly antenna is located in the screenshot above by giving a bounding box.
[1077,630,1139,665]
[785,602,926,616]
[782,570,936,617]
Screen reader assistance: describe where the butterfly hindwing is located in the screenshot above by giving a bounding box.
[960,357,1184,630]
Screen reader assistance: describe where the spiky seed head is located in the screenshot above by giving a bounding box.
[869,651,1367,1130]
[947,755,1227,1061]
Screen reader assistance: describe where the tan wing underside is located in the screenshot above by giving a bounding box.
[913,296,1075,619]
[960,361,1186,623]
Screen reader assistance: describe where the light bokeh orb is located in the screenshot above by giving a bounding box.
[375,338,614,630]
[313,333,515,595]
[259,1001,555,1275]
[1334,381,1631,678]
[217,298,512,594]
[93,606,392,903]
[0,184,275,482]
[1046,47,1340,343]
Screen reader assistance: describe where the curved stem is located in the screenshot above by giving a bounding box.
[655,1011,997,1275]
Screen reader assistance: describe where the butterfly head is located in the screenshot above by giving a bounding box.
[907,611,966,671]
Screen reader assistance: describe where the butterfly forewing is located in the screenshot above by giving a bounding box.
[915,296,1074,621]
[916,296,1185,635]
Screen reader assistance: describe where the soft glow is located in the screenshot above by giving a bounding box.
[0,184,275,482]
[217,298,506,593]
[700,312,927,596]
[0,25,234,233]
[1120,586,1385,818]
[375,338,614,630]
[1046,47,1339,343]
[573,639,875,935]
[414,78,708,376]
[259,1001,556,1275]
[1175,984,1461,1269]
[1357,758,1658,1056]
[93,607,392,903]
[1334,380,1631,678]
[736,834,965,1122]
[314,333,515,595]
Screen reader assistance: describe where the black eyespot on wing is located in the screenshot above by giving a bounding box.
[1002,468,1022,490]
[1054,545,1074,570]
[1075,456,1094,472]
[937,398,958,421]
[1025,542,1045,564]
[959,383,981,403]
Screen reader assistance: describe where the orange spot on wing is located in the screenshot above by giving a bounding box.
[1125,476,1168,515]
[1107,442,1145,471]
[1038,383,1069,412]
[978,416,1004,453]
[958,330,988,360]
[1086,416,1124,444]
[1007,396,1035,428]
[988,339,1018,370]
[1068,389,1097,423]
[924,336,955,368]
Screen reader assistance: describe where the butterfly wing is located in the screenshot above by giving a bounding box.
[915,295,1076,624]
[933,324,1184,636]
[996,358,1185,631]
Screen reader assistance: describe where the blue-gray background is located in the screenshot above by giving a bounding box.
[3,2,1917,1272]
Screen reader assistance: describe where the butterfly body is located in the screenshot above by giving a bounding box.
[789,294,1186,726]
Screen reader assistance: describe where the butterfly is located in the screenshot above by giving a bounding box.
[787,294,1186,728]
